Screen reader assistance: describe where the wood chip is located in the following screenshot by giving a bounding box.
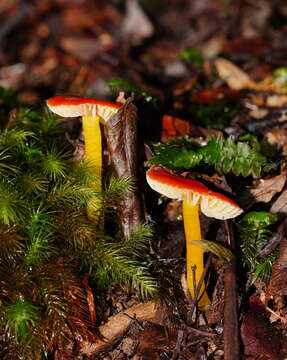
[80,301,163,355]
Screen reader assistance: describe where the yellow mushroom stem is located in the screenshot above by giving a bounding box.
[182,200,210,310]
[82,114,102,221]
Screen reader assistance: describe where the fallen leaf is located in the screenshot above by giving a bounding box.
[161,114,192,142]
[214,58,256,90]
[249,174,286,203]
[265,129,287,157]
[122,0,154,45]
[60,36,114,61]
[106,98,145,238]
[172,76,198,96]
[138,324,177,360]
[0,63,26,89]
[215,58,287,93]
[241,296,281,360]
[270,189,287,213]
[249,108,268,119]
[268,237,287,297]
[266,94,287,107]
[161,114,220,142]
[193,87,238,104]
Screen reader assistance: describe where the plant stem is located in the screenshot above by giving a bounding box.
[82,115,102,221]
[182,200,210,310]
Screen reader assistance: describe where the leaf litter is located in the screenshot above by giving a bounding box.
[1,0,287,359]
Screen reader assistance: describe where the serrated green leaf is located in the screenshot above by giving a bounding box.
[148,135,268,177]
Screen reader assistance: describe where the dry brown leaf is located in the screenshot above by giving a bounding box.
[0,63,26,89]
[105,98,145,238]
[214,58,256,90]
[270,189,287,213]
[249,108,268,119]
[249,174,286,203]
[266,94,287,107]
[60,36,114,61]
[268,237,287,297]
[215,58,287,93]
[122,0,154,45]
[80,301,163,356]
[161,114,192,142]
[265,129,287,157]
[138,324,177,360]
[241,296,281,360]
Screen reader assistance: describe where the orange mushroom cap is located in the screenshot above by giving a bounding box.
[146,168,243,220]
[46,95,121,122]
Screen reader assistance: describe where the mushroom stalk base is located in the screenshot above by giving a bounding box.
[82,115,102,222]
[182,201,210,310]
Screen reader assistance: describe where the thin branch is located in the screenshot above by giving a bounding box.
[223,220,240,360]
[258,218,287,258]
[188,255,212,319]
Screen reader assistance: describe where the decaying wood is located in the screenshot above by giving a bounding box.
[223,220,240,360]
[80,301,163,356]
[105,98,145,238]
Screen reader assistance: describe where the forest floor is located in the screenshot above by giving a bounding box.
[1,1,287,359]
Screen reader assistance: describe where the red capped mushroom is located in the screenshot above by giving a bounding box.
[146,168,243,309]
[46,95,121,220]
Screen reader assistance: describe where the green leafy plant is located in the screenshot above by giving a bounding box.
[148,135,268,177]
[106,77,155,103]
[188,102,239,129]
[239,211,279,282]
[273,67,287,87]
[178,48,203,69]
[0,104,158,359]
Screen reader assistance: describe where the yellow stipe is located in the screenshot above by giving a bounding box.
[82,115,102,221]
[182,200,210,310]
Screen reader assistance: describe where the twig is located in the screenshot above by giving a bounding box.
[122,313,145,330]
[184,325,217,337]
[223,220,240,360]
[265,305,287,324]
[258,218,287,258]
[171,330,184,360]
[188,255,212,318]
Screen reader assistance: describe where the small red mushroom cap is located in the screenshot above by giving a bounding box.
[146,169,243,220]
[46,95,121,122]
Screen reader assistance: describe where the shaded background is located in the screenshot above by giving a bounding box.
[1,0,286,106]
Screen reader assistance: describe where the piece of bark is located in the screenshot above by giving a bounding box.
[105,98,145,238]
[223,220,240,360]
[80,301,163,356]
